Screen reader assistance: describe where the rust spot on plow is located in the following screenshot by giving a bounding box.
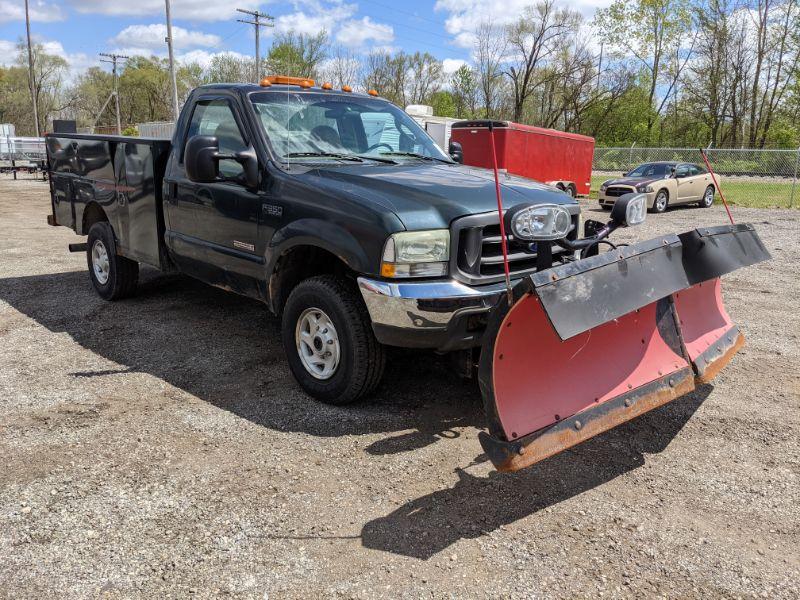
[491,371,696,473]
[695,332,744,384]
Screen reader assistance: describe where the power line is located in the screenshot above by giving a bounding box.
[99,52,129,135]
[236,8,274,83]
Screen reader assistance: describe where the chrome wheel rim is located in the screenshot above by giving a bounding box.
[704,188,714,206]
[655,193,667,211]
[91,240,110,285]
[295,307,341,380]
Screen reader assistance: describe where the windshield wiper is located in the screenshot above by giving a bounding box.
[286,152,364,162]
[378,151,452,163]
[355,154,398,164]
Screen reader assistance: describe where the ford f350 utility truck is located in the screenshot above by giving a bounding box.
[46,76,769,473]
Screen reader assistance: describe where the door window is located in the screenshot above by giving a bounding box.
[185,99,247,177]
[687,165,701,177]
[675,164,690,178]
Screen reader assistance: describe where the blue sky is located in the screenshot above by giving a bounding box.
[0,0,610,77]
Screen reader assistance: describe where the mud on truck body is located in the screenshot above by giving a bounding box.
[45,76,770,473]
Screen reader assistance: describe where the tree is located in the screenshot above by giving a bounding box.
[362,51,408,106]
[319,47,362,89]
[405,52,444,105]
[595,0,694,140]
[504,0,582,122]
[474,21,506,118]
[450,64,479,118]
[266,32,328,79]
[1,41,69,135]
[204,53,252,84]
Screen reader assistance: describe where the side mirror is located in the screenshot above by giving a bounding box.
[185,135,260,189]
[622,172,628,177]
[671,167,677,178]
[611,193,647,227]
[448,141,463,164]
[185,135,221,183]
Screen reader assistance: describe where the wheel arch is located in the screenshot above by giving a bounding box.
[81,201,109,236]
[266,238,362,315]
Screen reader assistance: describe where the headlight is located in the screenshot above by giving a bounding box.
[381,230,449,278]
[506,203,572,241]
[636,184,653,193]
[610,193,647,227]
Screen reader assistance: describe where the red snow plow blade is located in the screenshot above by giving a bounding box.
[478,224,769,473]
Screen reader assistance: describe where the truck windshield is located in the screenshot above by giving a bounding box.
[250,91,451,163]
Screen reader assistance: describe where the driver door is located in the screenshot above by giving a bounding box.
[166,97,262,274]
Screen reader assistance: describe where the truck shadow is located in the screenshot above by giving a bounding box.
[361,384,712,559]
[0,268,483,449]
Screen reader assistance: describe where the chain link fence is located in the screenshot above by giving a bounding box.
[593,147,800,208]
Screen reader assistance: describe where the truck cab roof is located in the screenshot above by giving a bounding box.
[196,82,379,100]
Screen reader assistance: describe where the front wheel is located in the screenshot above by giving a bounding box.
[281,275,386,405]
[700,185,715,208]
[650,190,669,213]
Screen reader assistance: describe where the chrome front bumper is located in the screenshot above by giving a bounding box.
[357,277,510,350]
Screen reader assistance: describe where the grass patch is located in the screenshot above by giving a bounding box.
[588,174,797,209]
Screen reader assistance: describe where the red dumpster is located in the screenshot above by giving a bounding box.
[450,120,595,196]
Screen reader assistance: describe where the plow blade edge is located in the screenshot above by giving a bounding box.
[478,224,769,473]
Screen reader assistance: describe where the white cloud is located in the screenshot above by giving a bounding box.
[335,17,393,48]
[435,0,614,48]
[0,0,64,23]
[442,57,466,74]
[0,40,17,67]
[69,0,262,22]
[272,1,395,49]
[177,49,249,68]
[274,1,357,37]
[111,24,221,50]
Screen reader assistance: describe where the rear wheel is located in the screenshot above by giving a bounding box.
[86,222,138,300]
[281,275,385,405]
[598,203,611,211]
[700,185,715,208]
[566,184,577,198]
[650,190,669,213]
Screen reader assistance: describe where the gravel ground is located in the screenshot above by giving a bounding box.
[0,174,798,599]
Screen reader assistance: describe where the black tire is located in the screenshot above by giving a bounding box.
[281,275,386,405]
[566,184,577,198]
[599,203,612,211]
[699,185,715,208]
[86,222,139,300]
[650,189,669,213]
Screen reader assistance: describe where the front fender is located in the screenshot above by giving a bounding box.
[265,218,376,277]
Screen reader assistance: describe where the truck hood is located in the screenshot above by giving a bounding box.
[603,176,670,188]
[305,162,579,230]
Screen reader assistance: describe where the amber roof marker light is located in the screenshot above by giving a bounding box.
[341,85,353,93]
[261,75,316,87]
[368,89,379,97]
[321,82,333,90]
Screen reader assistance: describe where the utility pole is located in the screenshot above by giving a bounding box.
[165,0,180,121]
[99,52,129,135]
[24,0,40,137]
[236,8,274,83]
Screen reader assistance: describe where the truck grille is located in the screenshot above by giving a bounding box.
[605,185,635,197]
[452,212,578,284]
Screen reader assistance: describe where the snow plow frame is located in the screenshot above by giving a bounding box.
[477,223,769,473]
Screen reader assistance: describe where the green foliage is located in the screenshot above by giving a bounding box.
[429,91,456,118]
[121,126,138,136]
[266,32,328,79]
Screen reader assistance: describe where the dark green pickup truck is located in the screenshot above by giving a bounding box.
[46,79,580,404]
